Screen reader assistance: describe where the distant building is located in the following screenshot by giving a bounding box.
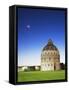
[18,66,40,71]
[41,39,60,71]
[22,66,28,71]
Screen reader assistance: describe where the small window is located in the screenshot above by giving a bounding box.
[49,57,51,61]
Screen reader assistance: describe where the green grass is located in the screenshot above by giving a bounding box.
[17,70,65,82]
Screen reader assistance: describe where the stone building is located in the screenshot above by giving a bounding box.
[41,39,60,71]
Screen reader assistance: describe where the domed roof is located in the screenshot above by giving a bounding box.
[43,39,58,51]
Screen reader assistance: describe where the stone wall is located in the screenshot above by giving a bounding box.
[41,50,60,71]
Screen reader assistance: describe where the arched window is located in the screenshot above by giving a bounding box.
[49,57,51,61]
[48,52,49,55]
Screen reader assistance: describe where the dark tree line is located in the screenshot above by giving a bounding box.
[60,63,65,70]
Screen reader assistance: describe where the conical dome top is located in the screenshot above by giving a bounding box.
[47,39,53,45]
[43,39,58,51]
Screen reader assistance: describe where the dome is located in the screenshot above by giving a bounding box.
[41,39,60,71]
[43,39,58,51]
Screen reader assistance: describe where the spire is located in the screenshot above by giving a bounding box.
[43,39,58,51]
[48,39,53,45]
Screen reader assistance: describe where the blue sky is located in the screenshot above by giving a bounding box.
[17,7,65,66]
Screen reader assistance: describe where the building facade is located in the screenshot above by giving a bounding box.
[41,39,60,71]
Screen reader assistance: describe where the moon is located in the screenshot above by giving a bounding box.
[26,25,30,29]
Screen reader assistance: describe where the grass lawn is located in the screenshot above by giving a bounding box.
[17,70,65,82]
